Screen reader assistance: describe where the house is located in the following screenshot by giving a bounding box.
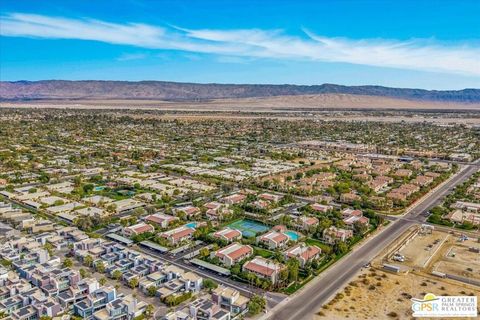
[73,286,117,318]
[386,191,407,202]
[112,199,145,214]
[159,226,195,245]
[368,176,393,193]
[340,193,361,204]
[189,297,231,320]
[449,153,472,162]
[242,257,284,284]
[257,231,289,249]
[204,202,231,220]
[92,294,147,320]
[214,243,253,267]
[323,226,353,244]
[353,173,371,182]
[298,216,319,231]
[222,194,246,205]
[444,210,480,225]
[452,201,480,213]
[181,271,203,293]
[252,200,269,210]
[341,209,369,227]
[75,206,106,218]
[145,213,178,228]
[46,202,83,215]
[161,310,191,320]
[123,223,154,238]
[412,175,434,187]
[174,205,201,218]
[393,169,412,178]
[204,201,222,212]
[45,181,74,194]
[310,203,332,213]
[82,195,114,206]
[213,228,242,243]
[258,193,282,203]
[284,244,321,267]
[211,286,249,315]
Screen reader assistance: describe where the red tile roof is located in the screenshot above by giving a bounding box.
[170,228,194,240]
[243,261,275,276]
[131,224,153,234]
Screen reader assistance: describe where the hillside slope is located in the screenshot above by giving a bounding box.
[1,80,479,103]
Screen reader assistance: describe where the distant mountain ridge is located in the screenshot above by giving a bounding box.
[1,80,479,102]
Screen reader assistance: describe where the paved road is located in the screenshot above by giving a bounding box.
[265,160,479,320]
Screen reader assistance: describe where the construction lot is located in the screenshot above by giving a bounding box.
[316,226,480,319]
[397,229,449,269]
[432,238,480,282]
[315,268,480,320]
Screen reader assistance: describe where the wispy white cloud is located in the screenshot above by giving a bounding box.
[1,13,479,76]
[116,53,148,61]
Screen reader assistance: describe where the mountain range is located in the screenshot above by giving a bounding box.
[1,80,479,103]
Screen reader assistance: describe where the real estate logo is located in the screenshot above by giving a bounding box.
[411,293,478,318]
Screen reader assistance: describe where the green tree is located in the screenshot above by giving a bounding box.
[334,241,349,255]
[75,216,94,231]
[83,183,94,194]
[147,285,157,297]
[287,259,299,284]
[99,277,107,286]
[43,243,54,257]
[199,247,210,258]
[129,277,139,289]
[62,258,73,268]
[79,268,88,279]
[95,261,105,273]
[145,304,155,318]
[247,294,266,316]
[112,270,122,280]
[83,255,93,267]
[203,278,218,291]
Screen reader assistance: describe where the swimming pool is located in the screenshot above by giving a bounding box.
[285,231,300,241]
[94,186,105,191]
[185,222,197,229]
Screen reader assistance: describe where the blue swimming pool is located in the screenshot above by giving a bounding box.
[185,222,197,229]
[285,231,299,241]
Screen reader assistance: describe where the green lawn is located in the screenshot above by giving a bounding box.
[253,246,274,258]
[304,238,332,252]
[284,275,314,294]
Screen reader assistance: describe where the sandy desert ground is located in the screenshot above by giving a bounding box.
[2,93,480,111]
[317,228,480,320]
[315,268,479,320]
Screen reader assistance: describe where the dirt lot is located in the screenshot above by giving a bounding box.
[315,269,480,320]
[433,239,480,282]
[397,230,449,269]
[318,227,480,319]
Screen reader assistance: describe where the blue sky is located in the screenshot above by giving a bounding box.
[1,0,479,89]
